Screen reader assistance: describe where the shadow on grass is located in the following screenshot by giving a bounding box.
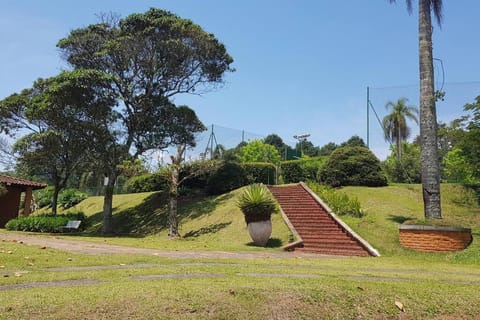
[246,237,283,248]
[84,192,169,236]
[183,222,232,238]
[179,192,234,221]
[388,215,415,224]
[82,190,228,237]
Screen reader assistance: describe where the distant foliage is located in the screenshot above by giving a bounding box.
[307,183,365,217]
[34,186,55,208]
[34,187,88,209]
[123,171,168,193]
[238,140,281,164]
[443,147,476,183]
[320,146,387,187]
[5,212,86,233]
[58,188,88,209]
[180,159,220,189]
[243,162,276,185]
[280,158,326,183]
[382,142,421,183]
[206,162,247,195]
[280,160,307,183]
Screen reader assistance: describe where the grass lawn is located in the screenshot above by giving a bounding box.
[1,183,480,319]
[60,188,292,251]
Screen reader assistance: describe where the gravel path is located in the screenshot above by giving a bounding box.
[0,232,324,259]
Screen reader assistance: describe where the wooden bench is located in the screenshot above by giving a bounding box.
[61,220,82,232]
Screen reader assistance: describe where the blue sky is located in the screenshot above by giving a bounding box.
[1,1,480,161]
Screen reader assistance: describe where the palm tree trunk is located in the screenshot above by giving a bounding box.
[419,0,442,219]
[396,125,402,161]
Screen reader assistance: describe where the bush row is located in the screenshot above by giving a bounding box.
[307,182,365,218]
[5,212,87,233]
[122,147,387,195]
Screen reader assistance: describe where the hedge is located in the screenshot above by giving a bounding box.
[5,212,87,233]
[243,162,276,185]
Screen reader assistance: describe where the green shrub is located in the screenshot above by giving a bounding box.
[181,159,220,189]
[300,157,327,182]
[307,182,365,217]
[34,186,55,208]
[206,161,247,195]
[319,146,388,187]
[237,184,277,224]
[58,188,88,209]
[280,160,306,183]
[123,171,168,193]
[5,212,87,233]
[279,158,326,183]
[243,162,276,185]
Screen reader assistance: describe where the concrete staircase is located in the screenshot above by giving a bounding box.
[268,184,377,257]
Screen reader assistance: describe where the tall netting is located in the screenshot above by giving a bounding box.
[367,81,480,160]
[143,124,267,168]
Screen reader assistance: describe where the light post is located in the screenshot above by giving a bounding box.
[293,133,310,157]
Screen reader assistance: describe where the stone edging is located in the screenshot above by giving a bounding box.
[399,224,471,232]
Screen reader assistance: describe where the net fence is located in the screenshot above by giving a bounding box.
[367,81,480,160]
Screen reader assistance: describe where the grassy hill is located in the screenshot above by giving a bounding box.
[65,184,479,263]
[67,189,292,252]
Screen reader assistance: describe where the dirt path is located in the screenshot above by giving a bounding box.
[0,232,324,259]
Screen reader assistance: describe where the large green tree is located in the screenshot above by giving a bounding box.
[0,70,115,214]
[390,0,443,219]
[382,98,418,161]
[57,8,234,234]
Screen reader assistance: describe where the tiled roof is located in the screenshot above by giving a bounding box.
[0,174,47,189]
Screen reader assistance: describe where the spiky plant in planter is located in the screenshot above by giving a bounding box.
[237,184,278,246]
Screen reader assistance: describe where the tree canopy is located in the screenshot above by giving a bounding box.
[238,140,281,164]
[0,8,234,233]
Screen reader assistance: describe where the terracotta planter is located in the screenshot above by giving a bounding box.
[247,220,272,246]
[399,225,473,252]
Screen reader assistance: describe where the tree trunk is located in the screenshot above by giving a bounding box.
[418,0,442,219]
[396,125,402,162]
[52,185,61,216]
[167,145,186,238]
[168,164,180,238]
[102,173,116,234]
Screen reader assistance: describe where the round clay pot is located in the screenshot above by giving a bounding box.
[247,220,272,246]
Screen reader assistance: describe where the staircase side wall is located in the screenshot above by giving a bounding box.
[299,182,380,257]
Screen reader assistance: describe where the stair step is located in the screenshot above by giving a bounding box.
[268,184,372,257]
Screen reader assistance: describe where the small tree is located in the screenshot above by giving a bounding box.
[238,140,281,164]
[163,106,207,238]
[382,142,421,183]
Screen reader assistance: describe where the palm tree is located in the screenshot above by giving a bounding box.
[390,0,443,219]
[382,98,418,161]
